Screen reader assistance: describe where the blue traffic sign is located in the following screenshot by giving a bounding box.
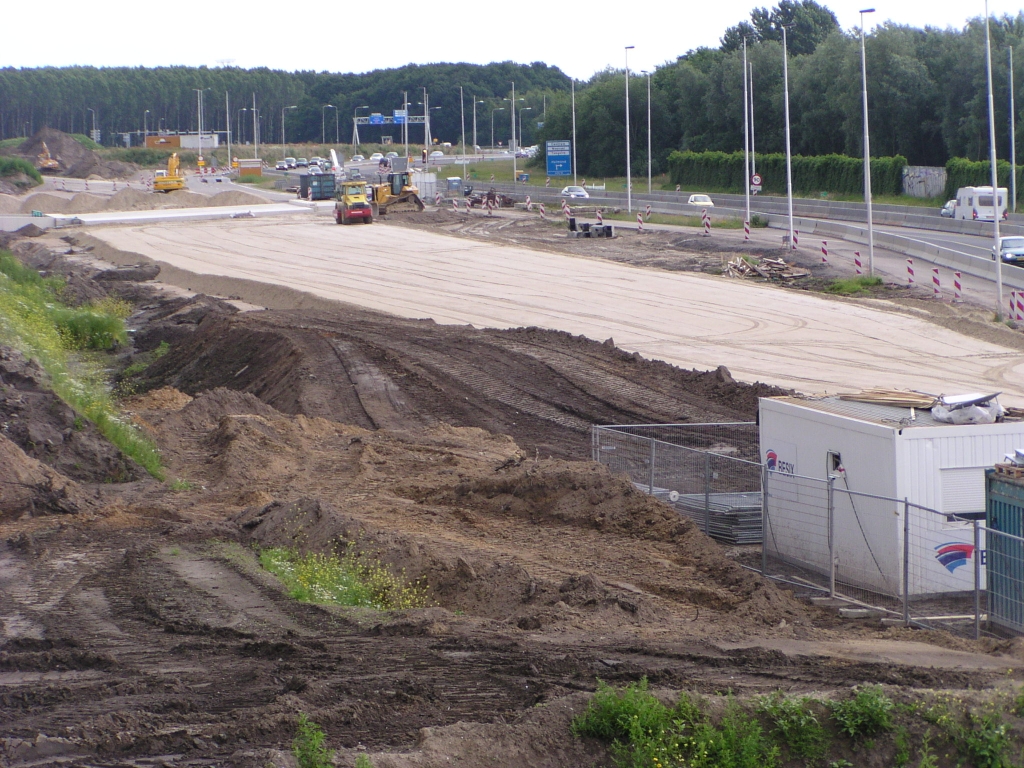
[369,113,384,125]
[393,109,407,125]
[546,140,571,176]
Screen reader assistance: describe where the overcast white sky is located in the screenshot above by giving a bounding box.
[3,1,1020,80]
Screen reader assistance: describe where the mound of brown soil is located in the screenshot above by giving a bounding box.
[0,347,144,483]
[0,434,94,519]
[0,194,21,212]
[10,127,134,179]
[18,193,70,214]
[13,223,45,237]
[209,190,266,206]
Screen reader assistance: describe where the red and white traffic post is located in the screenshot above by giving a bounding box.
[953,272,962,303]
[854,251,863,275]
[932,268,941,298]
[820,241,828,265]
[907,259,914,285]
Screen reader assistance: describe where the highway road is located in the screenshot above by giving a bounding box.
[92,216,1024,405]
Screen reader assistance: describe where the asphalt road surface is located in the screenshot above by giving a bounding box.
[93,217,1024,404]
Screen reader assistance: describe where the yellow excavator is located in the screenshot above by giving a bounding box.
[370,171,424,216]
[36,142,61,174]
[153,152,186,192]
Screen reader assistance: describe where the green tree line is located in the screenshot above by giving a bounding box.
[1,1,1022,180]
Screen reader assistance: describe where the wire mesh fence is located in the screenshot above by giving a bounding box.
[592,424,762,544]
[593,423,1023,638]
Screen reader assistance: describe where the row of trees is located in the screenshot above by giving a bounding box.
[0,2,1021,179]
[536,5,1024,177]
[0,62,568,151]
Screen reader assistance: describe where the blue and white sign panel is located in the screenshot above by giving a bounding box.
[393,109,407,125]
[369,113,385,125]
[546,140,572,176]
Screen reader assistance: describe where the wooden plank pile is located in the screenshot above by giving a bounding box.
[725,256,810,280]
[837,389,938,408]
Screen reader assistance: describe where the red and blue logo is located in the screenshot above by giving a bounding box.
[766,450,778,471]
[934,542,975,573]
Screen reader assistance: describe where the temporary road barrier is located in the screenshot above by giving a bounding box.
[743,220,750,241]
[954,271,963,302]
[645,204,652,220]
[539,203,546,218]
[526,195,532,211]
[932,267,941,298]
[435,192,441,205]
[854,251,863,275]
[821,241,828,265]
[907,258,915,285]
[637,212,644,232]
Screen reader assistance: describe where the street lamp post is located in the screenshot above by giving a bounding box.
[491,107,505,149]
[510,82,518,185]
[1011,46,1017,214]
[519,107,532,153]
[472,99,485,154]
[460,86,467,180]
[985,0,1004,313]
[352,105,369,147]
[625,46,635,213]
[859,8,876,276]
[571,79,578,186]
[144,110,150,142]
[743,38,750,228]
[781,26,795,249]
[282,105,297,161]
[643,70,651,194]
[237,108,248,145]
[322,104,335,145]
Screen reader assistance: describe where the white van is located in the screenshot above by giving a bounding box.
[955,186,1008,221]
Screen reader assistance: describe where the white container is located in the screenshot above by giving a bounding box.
[760,396,1024,596]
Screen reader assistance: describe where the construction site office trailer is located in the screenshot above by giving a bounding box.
[759,396,1024,596]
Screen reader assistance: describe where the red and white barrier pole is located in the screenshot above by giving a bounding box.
[1011,291,1016,320]
[854,251,863,275]
[525,195,532,211]
[907,258,914,285]
[743,220,750,241]
[793,230,799,249]
[932,268,941,298]
[645,204,652,220]
[1017,292,1024,322]
[435,192,441,205]
[703,211,710,236]
[539,202,546,218]
[820,241,829,265]
[596,210,603,225]
[637,212,644,231]
[452,198,458,211]
[953,271,962,302]
[486,198,494,216]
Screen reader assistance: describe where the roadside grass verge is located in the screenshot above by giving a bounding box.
[597,210,759,230]
[259,546,430,610]
[826,276,884,295]
[0,250,164,479]
[574,681,1022,768]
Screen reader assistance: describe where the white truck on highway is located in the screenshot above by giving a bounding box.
[954,185,1008,221]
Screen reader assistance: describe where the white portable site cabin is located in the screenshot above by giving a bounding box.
[954,185,1008,222]
[759,396,1024,596]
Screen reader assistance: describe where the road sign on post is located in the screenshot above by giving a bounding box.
[546,140,572,176]
[750,173,763,194]
[393,110,407,124]
[369,113,384,125]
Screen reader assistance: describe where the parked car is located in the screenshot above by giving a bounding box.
[430,150,445,158]
[350,155,365,163]
[385,151,399,159]
[285,157,297,168]
[687,194,714,207]
[309,156,323,167]
[560,185,589,199]
[296,158,308,167]
[369,152,385,161]
[993,236,1024,265]
[275,160,288,170]
[308,166,323,175]
[939,199,957,218]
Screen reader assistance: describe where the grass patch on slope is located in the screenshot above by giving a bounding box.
[0,250,164,478]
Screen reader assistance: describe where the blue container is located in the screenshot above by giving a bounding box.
[985,469,1024,634]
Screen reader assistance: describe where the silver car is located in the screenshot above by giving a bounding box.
[993,236,1024,265]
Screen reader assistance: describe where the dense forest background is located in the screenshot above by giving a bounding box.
[1,1,1022,176]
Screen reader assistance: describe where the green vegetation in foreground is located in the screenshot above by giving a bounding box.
[70,133,102,151]
[259,546,430,610]
[598,210,769,230]
[573,680,1023,768]
[0,156,43,185]
[826,276,884,295]
[0,250,164,478]
[293,714,334,768]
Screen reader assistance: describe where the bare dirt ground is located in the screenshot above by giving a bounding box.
[2,227,1024,768]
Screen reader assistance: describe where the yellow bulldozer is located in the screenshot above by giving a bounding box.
[153,152,186,192]
[370,172,424,216]
[36,142,61,174]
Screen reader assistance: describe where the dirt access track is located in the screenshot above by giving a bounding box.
[91,212,1024,404]
[2,221,1024,768]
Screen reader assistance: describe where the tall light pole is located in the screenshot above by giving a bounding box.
[422,87,432,149]
[322,104,335,145]
[352,105,369,147]
[511,82,518,185]
[491,107,505,149]
[144,110,150,142]
[472,99,485,153]
[750,62,757,177]
[194,88,205,163]
[743,38,751,227]
[985,0,1004,313]
[571,79,578,186]
[860,8,876,276]
[252,93,259,160]
[282,105,297,161]
[460,86,467,181]
[403,91,409,160]
[781,26,795,249]
[519,107,532,152]
[238,108,248,145]
[87,108,96,141]
[625,45,635,213]
[1011,46,1018,214]
[643,70,651,194]
[225,92,231,171]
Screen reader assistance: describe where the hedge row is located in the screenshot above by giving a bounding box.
[944,157,1024,203]
[666,151,907,197]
